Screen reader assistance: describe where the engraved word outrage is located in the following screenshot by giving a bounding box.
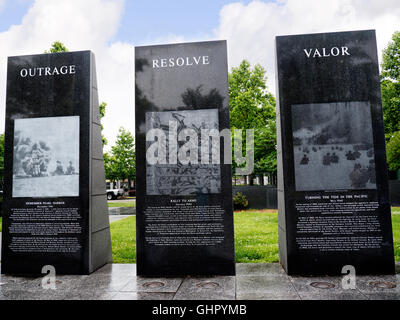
[20,65,76,77]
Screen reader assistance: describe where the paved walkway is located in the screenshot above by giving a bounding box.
[0,263,399,300]
[109,215,133,223]
[108,199,136,203]
[109,207,136,216]
[1,217,399,300]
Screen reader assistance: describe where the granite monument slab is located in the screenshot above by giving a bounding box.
[135,40,235,276]
[1,51,112,275]
[276,30,395,275]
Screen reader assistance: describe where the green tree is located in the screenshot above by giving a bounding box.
[381,31,400,174]
[229,60,276,185]
[99,101,108,146]
[107,127,136,184]
[104,152,119,182]
[45,41,69,53]
[387,131,400,171]
[381,31,400,137]
[253,123,277,181]
[229,60,275,129]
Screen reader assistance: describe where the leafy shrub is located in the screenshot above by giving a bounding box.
[233,192,249,210]
[387,131,400,171]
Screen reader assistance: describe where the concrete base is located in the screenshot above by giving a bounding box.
[0,263,399,300]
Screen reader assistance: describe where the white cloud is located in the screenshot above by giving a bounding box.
[139,33,187,46]
[215,0,400,91]
[0,0,133,149]
[1,0,399,146]
[137,32,215,47]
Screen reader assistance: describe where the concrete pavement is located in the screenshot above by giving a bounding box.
[0,263,398,300]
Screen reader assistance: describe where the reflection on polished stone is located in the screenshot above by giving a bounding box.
[276,29,395,276]
[2,51,111,275]
[135,41,235,276]
[0,263,399,300]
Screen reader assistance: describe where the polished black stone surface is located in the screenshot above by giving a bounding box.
[1,51,111,275]
[135,41,235,276]
[276,30,395,275]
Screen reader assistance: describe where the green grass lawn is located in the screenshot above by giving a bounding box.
[108,202,136,208]
[0,217,2,232]
[234,210,279,263]
[110,209,400,264]
[111,215,137,263]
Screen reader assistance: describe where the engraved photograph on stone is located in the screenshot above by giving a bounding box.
[12,116,80,198]
[292,101,376,191]
[146,108,221,195]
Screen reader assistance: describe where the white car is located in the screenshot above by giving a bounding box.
[106,188,124,200]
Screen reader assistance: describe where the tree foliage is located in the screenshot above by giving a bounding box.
[99,101,108,146]
[381,31,400,173]
[387,131,400,171]
[381,31,400,137]
[382,31,400,81]
[45,41,69,53]
[229,60,275,129]
[253,123,277,175]
[105,127,136,182]
[104,152,118,182]
[229,60,276,177]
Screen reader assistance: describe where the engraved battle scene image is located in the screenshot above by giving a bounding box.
[146,109,221,195]
[12,116,80,197]
[292,101,376,191]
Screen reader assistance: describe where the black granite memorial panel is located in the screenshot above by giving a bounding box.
[1,51,112,275]
[135,41,235,276]
[276,30,395,275]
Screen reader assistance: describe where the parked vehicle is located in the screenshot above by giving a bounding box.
[106,188,124,200]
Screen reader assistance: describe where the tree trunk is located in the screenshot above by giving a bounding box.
[259,175,264,186]
[273,172,277,186]
[249,174,254,186]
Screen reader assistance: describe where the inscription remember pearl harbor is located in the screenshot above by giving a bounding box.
[276,30,395,275]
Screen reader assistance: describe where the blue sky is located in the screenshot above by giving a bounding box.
[0,0,256,45]
[0,0,32,31]
[0,0,399,145]
[117,1,254,44]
